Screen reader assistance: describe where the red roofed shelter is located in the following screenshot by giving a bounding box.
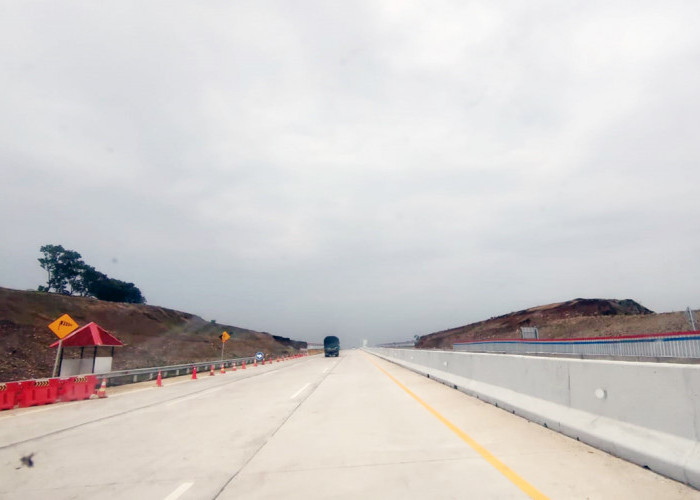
[50,322,124,376]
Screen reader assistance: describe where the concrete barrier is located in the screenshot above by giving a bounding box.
[366,347,700,489]
[58,375,98,402]
[17,378,60,408]
[0,382,20,410]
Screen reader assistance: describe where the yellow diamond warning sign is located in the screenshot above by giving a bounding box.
[220,331,231,343]
[48,314,78,339]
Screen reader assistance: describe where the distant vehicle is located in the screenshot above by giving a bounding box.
[323,336,340,357]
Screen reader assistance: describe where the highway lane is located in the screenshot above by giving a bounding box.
[0,358,305,449]
[1,350,698,499]
[0,357,320,499]
[223,351,700,499]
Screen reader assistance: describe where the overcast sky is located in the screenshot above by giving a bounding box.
[2,1,699,347]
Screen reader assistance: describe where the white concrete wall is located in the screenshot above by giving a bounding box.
[366,348,700,489]
[59,359,81,376]
[94,356,112,374]
[59,356,113,376]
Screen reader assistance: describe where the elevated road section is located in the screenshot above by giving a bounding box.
[454,331,700,360]
[1,351,697,499]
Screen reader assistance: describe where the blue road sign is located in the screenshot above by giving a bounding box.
[255,352,264,361]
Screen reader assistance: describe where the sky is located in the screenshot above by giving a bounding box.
[2,1,700,347]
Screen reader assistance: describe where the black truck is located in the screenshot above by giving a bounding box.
[323,336,340,357]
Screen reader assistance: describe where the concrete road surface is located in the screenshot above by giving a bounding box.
[0,350,698,499]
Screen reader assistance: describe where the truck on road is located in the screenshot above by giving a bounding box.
[324,336,340,357]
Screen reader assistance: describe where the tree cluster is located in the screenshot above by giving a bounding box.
[38,244,146,304]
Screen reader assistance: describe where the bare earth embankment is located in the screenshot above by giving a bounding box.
[416,298,696,349]
[0,287,305,381]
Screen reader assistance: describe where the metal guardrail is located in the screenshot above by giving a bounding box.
[376,341,415,348]
[453,331,700,359]
[96,355,260,386]
[2,353,308,402]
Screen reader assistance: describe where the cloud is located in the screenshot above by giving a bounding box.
[2,1,700,345]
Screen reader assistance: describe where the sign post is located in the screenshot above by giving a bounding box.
[219,331,230,360]
[52,342,63,378]
[687,307,697,331]
[49,314,79,377]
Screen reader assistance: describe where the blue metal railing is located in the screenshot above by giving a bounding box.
[453,331,700,359]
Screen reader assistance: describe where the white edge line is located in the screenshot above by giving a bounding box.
[165,397,193,408]
[104,377,195,398]
[0,398,91,418]
[163,481,194,500]
[166,379,194,386]
[109,387,156,398]
[290,382,310,399]
[165,386,224,407]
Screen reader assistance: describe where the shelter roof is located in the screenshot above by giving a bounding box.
[50,322,125,347]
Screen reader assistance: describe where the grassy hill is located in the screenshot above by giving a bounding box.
[0,287,305,381]
[416,298,695,349]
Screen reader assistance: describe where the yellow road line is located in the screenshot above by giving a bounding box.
[368,357,549,500]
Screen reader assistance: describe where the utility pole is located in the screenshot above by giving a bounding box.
[219,331,230,360]
[52,339,63,377]
[686,307,697,331]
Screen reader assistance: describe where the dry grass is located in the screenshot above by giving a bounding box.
[417,298,697,348]
[0,287,305,381]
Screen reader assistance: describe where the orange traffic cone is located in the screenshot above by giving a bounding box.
[96,378,107,398]
[156,371,162,387]
[220,364,226,374]
[262,358,265,365]
[232,362,237,372]
[276,356,280,363]
[253,358,257,367]
[192,366,197,379]
[242,360,246,370]
[210,364,215,376]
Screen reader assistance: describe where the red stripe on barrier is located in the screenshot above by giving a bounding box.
[454,330,700,345]
[0,382,20,411]
[58,375,97,402]
[18,379,60,408]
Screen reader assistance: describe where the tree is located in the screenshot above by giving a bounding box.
[38,244,62,292]
[80,265,107,297]
[87,276,146,303]
[37,245,146,304]
[38,244,67,293]
[60,249,86,295]
[80,263,146,303]
[38,245,86,294]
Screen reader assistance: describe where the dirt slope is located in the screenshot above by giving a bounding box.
[0,287,306,381]
[416,298,694,349]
